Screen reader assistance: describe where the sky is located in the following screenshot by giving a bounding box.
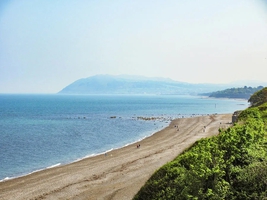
[0,0,267,93]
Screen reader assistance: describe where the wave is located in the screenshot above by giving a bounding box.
[0,163,62,183]
[0,119,172,183]
[0,177,11,182]
[0,115,210,183]
[46,163,61,169]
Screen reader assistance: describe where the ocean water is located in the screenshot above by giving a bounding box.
[0,94,248,181]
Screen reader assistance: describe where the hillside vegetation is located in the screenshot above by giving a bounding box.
[248,87,267,107]
[208,86,264,99]
[134,87,267,200]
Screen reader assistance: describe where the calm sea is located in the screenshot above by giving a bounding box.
[0,94,248,181]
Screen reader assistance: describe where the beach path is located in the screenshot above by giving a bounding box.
[0,114,232,200]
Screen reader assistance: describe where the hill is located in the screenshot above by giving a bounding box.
[134,87,267,199]
[249,87,267,107]
[58,75,267,95]
[58,75,216,95]
[207,86,264,99]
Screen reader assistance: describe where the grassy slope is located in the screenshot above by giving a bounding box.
[134,101,267,199]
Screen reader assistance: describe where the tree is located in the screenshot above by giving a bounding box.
[248,87,267,107]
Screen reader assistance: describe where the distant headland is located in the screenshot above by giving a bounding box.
[201,86,264,100]
[58,74,267,96]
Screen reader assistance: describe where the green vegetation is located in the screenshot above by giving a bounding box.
[208,86,264,99]
[134,87,267,200]
[248,87,267,107]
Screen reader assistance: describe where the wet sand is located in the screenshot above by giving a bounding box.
[0,114,232,200]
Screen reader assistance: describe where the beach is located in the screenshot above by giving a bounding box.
[0,114,232,200]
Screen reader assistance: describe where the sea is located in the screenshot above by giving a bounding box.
[0,94,248,182]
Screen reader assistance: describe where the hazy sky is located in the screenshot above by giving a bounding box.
[0,0,267,93]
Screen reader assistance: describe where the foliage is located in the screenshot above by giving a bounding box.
[208,86,263,99]
[236,107,261,121]
[248,87,267,107]
[134,138,230,200]
[258,102,267,125]
[134,88,267,200]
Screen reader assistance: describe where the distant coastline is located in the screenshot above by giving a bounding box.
[200,86,264,100]
[57,74,267,96]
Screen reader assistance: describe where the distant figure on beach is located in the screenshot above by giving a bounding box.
[174,125,179,131]
[137,144,141,148]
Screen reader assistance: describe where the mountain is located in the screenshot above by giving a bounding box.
[58,75,267,95]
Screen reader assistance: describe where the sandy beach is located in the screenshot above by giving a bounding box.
[0,114,232,200]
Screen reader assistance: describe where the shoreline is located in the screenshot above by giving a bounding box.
[0,114,206,183]
[0,114,233,200]
[0,119,171,183]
